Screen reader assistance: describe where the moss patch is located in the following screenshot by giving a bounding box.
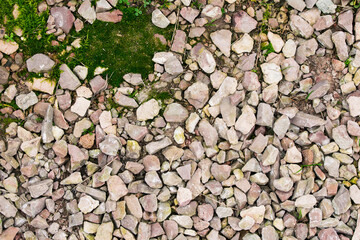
[1,0,173,86]
[70,10,173,86]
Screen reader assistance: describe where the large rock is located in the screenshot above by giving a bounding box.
[108,175,128,201]
[28,77,56,94]
[26,54,55,73]
[50,6,75,33]
[97,10,123,23]
[59,64,81,90]
[95,222,114,240]
[291,111,326,128]
[332,185,351,215]
[163,103,189,122]
[348,96,360,117]
[78,0,96,24]
[210,29,232,57]
[0,196,18,218]
[232,11,257,33]
[136,99,160,121]
[332,31,348,61]
[190,43,216,73]
[152,9,170,28]
[260,63,282,84]
[184,81,209,109]
[21,197,46,218]
[290,15,314,39]
[99,135,121,156]
[199,119,218,147]
[16,91,38,111]
[0,39,19,55]
[180,7,200,23]
[164,56,183,75]
[0,66,9,84]
[316,0,336,14]
[307,80,330,100]
[235,105,256,134]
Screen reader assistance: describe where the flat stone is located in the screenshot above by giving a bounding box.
[295,194,316,208]
[290,15,313,39]
[260,63,282,84]
[97,10,123,23]
[95,222,114,240]
[90,75,107,94]
[16,91,38,111]
[0,66,9,84]
[332,31,348,61]
[210,29,232,57]
[235,105,256,134]
[21,197,46,218]
[108,175,128,201]
[50,6,75,33]
[28,77,56,94]
[28,179,53,198]
[180,7,199,23]
[332,125,353,149]
[59,64,81,90]
[99,135,121,156]
[26,54,55,73]
[199,119,218,147]
[137,99,160,121]
[291,111,326,128]
[190,43,216,73]
[0,196,18,218]
[163,103,189,122]
[152,9,170,28]
[316,0,337,14]
[78,195,99,214]
[232,33,254,54]
[0,39,19,55]
[71,97,91,116]
[78,0,96,24]
[232,10,257,33]
[347,96,360,117]
[332,185,351,215]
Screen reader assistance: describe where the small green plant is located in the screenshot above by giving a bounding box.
[143,0,151,8]
[118,0,130,6]
[4,33,14,42]
[134,7,142,16]
[305,90,314,101]
[0,100,20,110]
[297,209,302,220]
[35,116,43,123]
[191,0,203,9]
[159,0,171,9]
[82,123,96,136]
[261,42,275,57]
[205,19,216,27]
[296,163,322,173]
[345,57,352,67]
[351,0,360,8]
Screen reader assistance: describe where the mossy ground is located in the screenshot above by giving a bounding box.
[70,9,173,86]
[0,0,173,86]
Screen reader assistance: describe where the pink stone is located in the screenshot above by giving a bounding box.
[198,204,214,221]
[96,10,123,23]
[50,7,75,34]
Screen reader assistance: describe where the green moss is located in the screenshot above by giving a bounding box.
[0,0,58,56]
[1,1,172,87]
[149,90,172,100]
[70,7,173,86]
